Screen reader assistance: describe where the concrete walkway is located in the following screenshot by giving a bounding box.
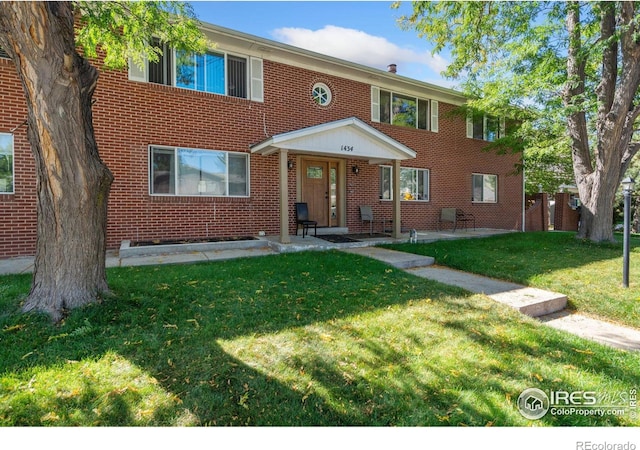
[343,246,640,352]
[1,231,639,351]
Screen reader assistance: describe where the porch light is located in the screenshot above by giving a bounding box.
[352,165,360,175]
[287,160,294,170]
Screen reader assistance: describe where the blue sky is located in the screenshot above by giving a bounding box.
[190,1,454,87]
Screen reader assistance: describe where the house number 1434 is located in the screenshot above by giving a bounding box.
[341,145,354,152]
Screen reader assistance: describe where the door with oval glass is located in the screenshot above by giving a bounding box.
[301,159,339,227]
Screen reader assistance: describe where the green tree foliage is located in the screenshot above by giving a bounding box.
[398,1,640,242]
[75,1,209,69]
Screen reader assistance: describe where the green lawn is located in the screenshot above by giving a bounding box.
[384,231,640,329]
[0,250,638,426]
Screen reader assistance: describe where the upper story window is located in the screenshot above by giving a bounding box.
[129,40,263,102]
[466,112,505,142]
[150,145,249,197]
[0,47,9,59]
[371,86,438,132]
[312,82,332,106]
[380,166,430,201]
[0,133,14,194]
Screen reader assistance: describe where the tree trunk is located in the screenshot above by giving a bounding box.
[575,171,618,242]
[0,2,113,322]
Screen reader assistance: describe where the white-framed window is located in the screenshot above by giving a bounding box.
[128,40,263,102]
[0,133,14,194]
[149,145,249,197]
[312,82,332,106]
[371,86,438,132]
[472,173,497,203]
[0,46,9,59]
[380,166,430,201]
[466,112,505,142]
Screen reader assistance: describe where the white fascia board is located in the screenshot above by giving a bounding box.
[199,22,467,106]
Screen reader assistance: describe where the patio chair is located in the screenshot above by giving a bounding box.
[437,207,475,232]
[294,202,317,238]
[359,205,392,235]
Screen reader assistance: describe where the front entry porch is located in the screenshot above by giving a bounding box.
[250,117,417,244]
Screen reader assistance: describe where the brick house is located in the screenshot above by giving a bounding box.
[0,22,523,258]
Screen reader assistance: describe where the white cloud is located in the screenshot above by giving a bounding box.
[272,25,449,79]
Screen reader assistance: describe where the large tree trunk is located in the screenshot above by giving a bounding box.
[565,2,640,242]
[0,2,113,322]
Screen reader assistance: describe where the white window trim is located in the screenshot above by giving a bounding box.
[466,112,505,141]
[472,173,498,203]
[371,86,380,122]
[430,100,439,133]
[380,165,430,202]
[128,58,146,82]
[129,49,263,102]
[148,145,250,198]
[250,57,264,102]
[0,132,14,195]
[371,86,438,132]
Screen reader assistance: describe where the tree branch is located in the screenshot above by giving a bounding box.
[565,1,592,176]
[595,2,616,115]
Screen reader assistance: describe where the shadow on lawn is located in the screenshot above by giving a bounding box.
[0,250,636,426]
[0,252,468,425]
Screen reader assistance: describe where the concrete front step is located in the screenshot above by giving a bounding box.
[407,266,567,317]
[341,247,567,318]
[488,287,568,317]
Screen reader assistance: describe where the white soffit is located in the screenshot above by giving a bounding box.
[250,117,416,162]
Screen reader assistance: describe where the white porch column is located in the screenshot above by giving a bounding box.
[279,149,291,244]
[392,159,401,239]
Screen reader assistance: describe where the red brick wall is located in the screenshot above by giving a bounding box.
[0,58,37,257]
[0,54,522,257]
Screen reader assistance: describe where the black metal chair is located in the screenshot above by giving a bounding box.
[360,205,391,235]
[294,202,317,238]
[437,207,475,232]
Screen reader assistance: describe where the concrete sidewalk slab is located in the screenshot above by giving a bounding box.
[0,256,34,275]
[342,246,435,269]
[540,311,640,352]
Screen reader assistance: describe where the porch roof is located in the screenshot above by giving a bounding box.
[250,117,416,164]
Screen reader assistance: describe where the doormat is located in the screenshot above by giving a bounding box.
[315,234,361,243]
[347,233,389,239]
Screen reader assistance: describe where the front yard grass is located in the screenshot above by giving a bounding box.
[385,231,640,329]
[0,250,638,426]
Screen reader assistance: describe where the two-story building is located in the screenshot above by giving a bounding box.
[0,21,523,258]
